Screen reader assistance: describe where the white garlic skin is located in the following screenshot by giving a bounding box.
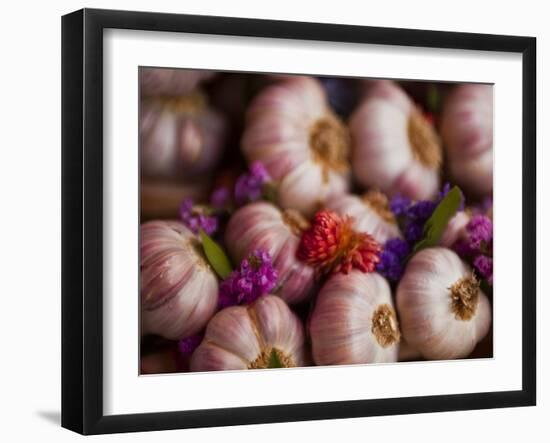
[241,76,350,216]
[440,84,493,198]
[140,68,215,96]
[396,247,491,360]
[439,210,470,248]
[350,80,440,200]
[190,295,308,371]
[140,95,227,180]
[140,221,219,340]
[310,271,400,365]
[325,193,401,245]
[224,202,316,304]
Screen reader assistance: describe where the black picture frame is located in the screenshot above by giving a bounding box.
[62,8,537,435]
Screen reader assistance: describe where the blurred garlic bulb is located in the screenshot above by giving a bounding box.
[140,91,227,180]
[242,76,350,216]
[440,84,493,198]
[140,68,215,96]
[396,247,491,360]
[310,271,400,365]
[141,220,218,340]
[190,295,308,371]
[225,202,315,304]
[325,189,401,244]
[350,80,442,200]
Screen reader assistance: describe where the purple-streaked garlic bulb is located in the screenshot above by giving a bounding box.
[396,247,491,360]
[140,91,227,180]
[225,202,315,304]
[241,76,350,216]
[190,295,308,371]
[140,68,215,96]
[350,80,442,200]
[141,220,218,340]
[310,271,400,365]
[325,189,401,245]
[440,84,493,198]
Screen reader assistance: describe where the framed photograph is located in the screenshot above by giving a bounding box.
[61,8,536,435]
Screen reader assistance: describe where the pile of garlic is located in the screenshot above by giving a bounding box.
[139,70,493,374]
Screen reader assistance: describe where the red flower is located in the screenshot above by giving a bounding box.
[297,210,381,275]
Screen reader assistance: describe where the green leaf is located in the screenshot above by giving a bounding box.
[199,230,233,279]
[267,349,283,369]
[413,186,463,253]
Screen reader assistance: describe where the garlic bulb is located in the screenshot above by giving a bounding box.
[325,189,401,244]
[396,247,491,360]
[310,271,400,365]
[140,91,227,180]
[241,76,350,216]
[140,68,215,96]
[141,220,219,340]
[190,295,308,371]
[225,202,315,304]
[440,210,470,248]
[350,80,442,200]
[440,84,493,198]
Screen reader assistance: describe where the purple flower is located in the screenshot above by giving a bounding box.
[179,198,218,235]
[178,334,203,356]
[210,186,231,209]
[376,237,411,282]
[404,221,424,244]
[390,195,412,217]
[473,255,493,284]
[466,215,493,250]
[234,161,271,205]
[406,200,437,221]
[219,249,278,308]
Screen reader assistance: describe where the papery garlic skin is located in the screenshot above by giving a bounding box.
[396,247,491,360]
[440,210,470,248]
[140,221,219,340]
[350,80,441,200]
[140,68,215,96]
[190,295,308,371]
[140,92,227,180]
[310,271,400,365]
[225,202,315,304]
[440,84,493,198]
[325,191,401,244]
[241,76,350,216]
